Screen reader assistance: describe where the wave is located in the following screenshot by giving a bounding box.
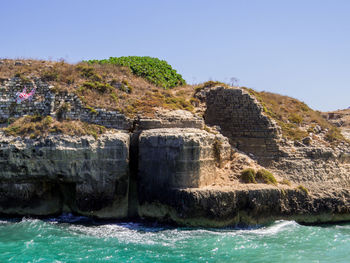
[241,220,299,235]
[1,216,350,262]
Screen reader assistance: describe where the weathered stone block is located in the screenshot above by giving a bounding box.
[138,128,231,196]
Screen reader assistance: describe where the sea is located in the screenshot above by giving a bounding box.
[0,214,349,263]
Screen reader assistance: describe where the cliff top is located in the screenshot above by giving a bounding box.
[322,108,350,140]
[3,115,107,139]
[0,58,195,117]
[245,88,346,144]
[0,58,346,144]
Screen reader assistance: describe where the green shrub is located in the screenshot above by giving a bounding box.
[256,169,277,185]
[240,168,256,184]
[110,92,118,104]
[121,80,133,93]
[87,56,186,89]
[95,82,113,93]
[86,106,97,114]
[164,96,194,112]
[4,125,21,136]
[43,116,53,126]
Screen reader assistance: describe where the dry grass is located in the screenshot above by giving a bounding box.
[1,59,345,144]
[3,115,106,139]
[244,88,343,142]
[279,179,292,186]
[0,59,195,117]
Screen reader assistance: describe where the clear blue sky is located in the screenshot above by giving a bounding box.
[1,0,349,111]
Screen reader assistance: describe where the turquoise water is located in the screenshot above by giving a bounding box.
[0,216,350,263]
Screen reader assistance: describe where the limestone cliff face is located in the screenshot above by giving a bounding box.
[2,83,350,227]
[135,88,350,226]
[0,132,130,218]
[138,128,231,200]
[138,187,350,227]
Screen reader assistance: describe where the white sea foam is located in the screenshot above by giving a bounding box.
[0,217,349,262]
[242,220,299,236]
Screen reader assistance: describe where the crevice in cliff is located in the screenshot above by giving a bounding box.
[127,131,141,218]
[56,182,77,213]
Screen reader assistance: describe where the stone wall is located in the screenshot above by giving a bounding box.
[197,86,281,162]
[0,78,132,130]
[0,78,53,119]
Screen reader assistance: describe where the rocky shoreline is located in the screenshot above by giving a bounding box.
[1,77,350,227]
[1,124,350,227]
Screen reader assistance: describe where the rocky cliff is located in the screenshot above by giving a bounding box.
[1,64,350,226]
[0,132,130,218]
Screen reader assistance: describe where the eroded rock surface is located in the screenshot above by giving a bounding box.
[2,83,350,227]
[138,128,231,197]
[0,132,130,218]
[138,186,350,227]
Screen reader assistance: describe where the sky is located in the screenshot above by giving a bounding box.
[1,0,350,111]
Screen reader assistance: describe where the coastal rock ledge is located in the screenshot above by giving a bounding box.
[0,132,130,218]
[1,74,350,226]
[1,127,350,226]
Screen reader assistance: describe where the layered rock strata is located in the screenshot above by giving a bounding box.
[0,132,130,218]
[138,186,350,227]
[138,128,231,197]
[2,81,350,227]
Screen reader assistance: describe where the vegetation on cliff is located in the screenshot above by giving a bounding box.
[0,59,347,144]
[240,168,256,184]
[244,88,346,143]
[240,168,277,185]
[87,56,186,89]
[4,115,106,139]
[0,59,193,117]
[256,169,277,185]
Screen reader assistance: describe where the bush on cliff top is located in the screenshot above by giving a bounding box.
[240,168,256,184]
[87,56,186,89]
[240,168,278,185]
[256,169,277,185]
